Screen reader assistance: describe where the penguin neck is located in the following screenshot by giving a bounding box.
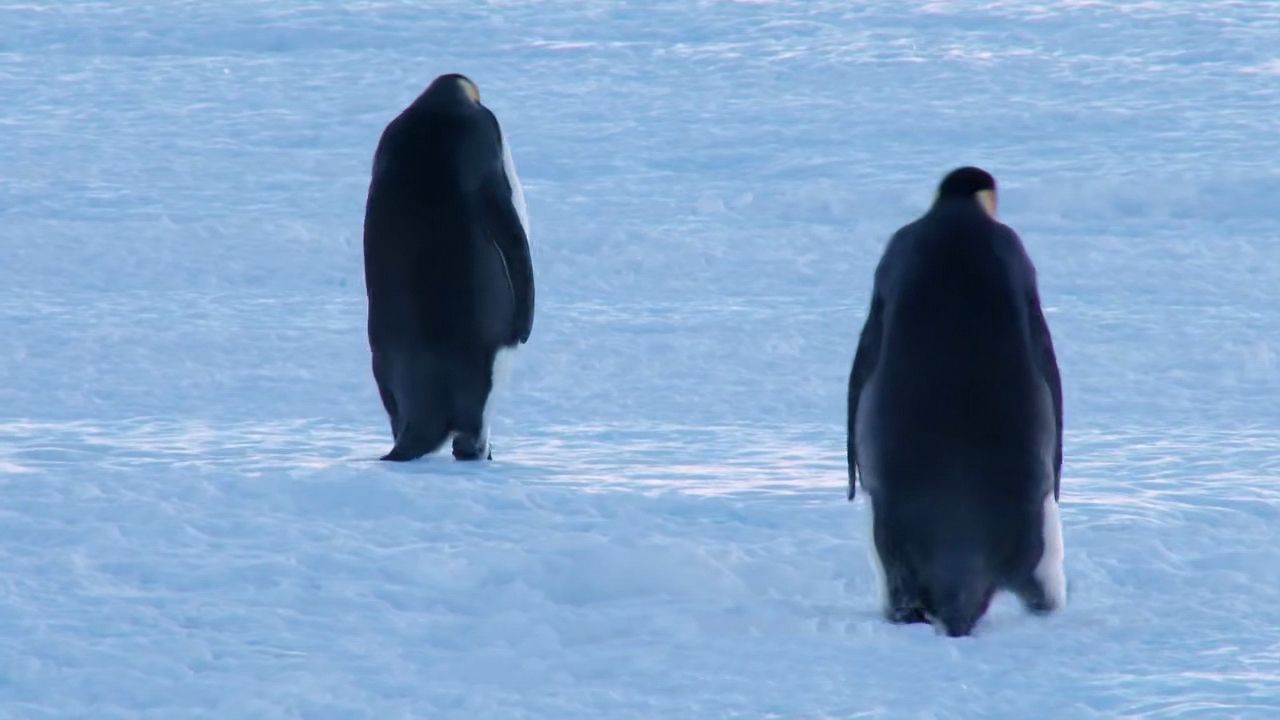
[930,196,996,222]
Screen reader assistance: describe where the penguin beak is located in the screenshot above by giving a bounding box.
[976,189,997,219]
[459,78,481,104]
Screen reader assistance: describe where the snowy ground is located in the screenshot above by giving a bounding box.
[3,1,1280,717]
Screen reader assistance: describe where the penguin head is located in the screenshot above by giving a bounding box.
[417,73,483,109]
[936,166,998,219]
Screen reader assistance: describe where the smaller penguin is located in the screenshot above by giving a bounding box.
[363,74,534,462]
[847,167,1065,636]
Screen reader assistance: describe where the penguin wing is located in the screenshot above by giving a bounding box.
[1002,224,1063,501]
[847,225,918,501]
[1029,287,1063,500]
[847,291,884,501]
[478,169,535,345]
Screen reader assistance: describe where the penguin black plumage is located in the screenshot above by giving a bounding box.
[847,167,1065,636]
[363,74,534,462]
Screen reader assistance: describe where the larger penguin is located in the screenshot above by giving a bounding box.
[363,74,534,462]
[847,167,1065,637]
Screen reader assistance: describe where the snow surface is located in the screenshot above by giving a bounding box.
[3,0,1280,717]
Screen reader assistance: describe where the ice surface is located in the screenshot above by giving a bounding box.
[2,1,1280,717]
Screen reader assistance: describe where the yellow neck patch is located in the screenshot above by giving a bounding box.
[976,189,997,219]
[458,77,481,104]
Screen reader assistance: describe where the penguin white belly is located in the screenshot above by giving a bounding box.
[500,129,530,238]
[1035,493,1067,609]
[1032,380,1067,609]
[480,345,518,445]
[865,498,889,608]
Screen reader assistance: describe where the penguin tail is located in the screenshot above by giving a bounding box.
[374,348,454,462]
[924,553,997,638]
[381,443,428,462]
[381,427,450,462]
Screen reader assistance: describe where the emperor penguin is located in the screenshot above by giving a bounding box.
[846,167,1065,637]
[363,74,534,462]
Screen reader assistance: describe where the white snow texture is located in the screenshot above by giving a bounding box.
[3,1,1280,718]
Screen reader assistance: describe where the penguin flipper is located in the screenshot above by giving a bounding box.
[1028,286,1063,501]
[480,173,535,345]
[998,224,1063,501]
[847,292,884,501]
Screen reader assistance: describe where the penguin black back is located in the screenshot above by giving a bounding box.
[877,176,1039,454]
[365,74,532,350]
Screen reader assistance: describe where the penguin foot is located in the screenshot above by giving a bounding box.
[1022,595,1054,616]
[452,434,490,461]
[1012,575,1060,615]
[886,604,929,625]
[1016,588,1057,616]
[933,613,980,638]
